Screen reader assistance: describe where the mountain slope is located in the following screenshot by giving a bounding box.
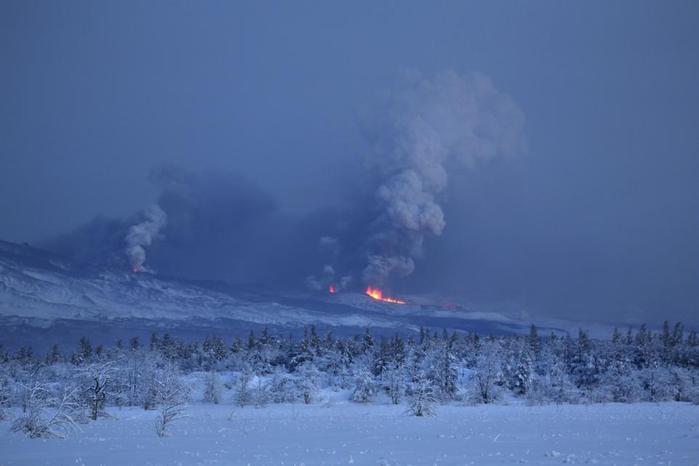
[0,240,556,349]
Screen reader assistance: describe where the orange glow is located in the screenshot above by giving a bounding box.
[365,286,406,304]
[328,284,337,294]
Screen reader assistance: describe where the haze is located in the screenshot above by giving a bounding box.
[1,1,698,325]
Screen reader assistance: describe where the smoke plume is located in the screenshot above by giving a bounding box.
[361,70,525,285]
[41,166,284,280]
[42,70,526,293]
[125,204,167,272]
[305,236,353,291]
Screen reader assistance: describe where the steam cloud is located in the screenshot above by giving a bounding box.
[125,205,167,272]
[305,236,353,291]
[361,70,525,285]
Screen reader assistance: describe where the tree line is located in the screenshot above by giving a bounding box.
[1,321,698,438]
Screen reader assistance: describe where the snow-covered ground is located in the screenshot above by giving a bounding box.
[2,402,698,465]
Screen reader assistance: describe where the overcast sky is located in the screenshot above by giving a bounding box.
[1,1,698,324]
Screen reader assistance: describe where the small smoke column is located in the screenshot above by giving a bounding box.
[305,236,353,292]
[125,205,167,272]
[362,70,525,285]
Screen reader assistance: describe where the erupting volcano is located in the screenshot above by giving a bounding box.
[365,286,406,304]
[328,284,336,294]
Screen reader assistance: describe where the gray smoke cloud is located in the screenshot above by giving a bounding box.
[305,236,353,291]
[43,71,526,293]
[125,204,167,272]
[361,70,526,285]
[41,166,284,280]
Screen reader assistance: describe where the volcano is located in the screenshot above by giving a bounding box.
[0,239,578,351]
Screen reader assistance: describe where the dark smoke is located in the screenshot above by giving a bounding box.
[145,166,280,281]
[40,215,131,269]
[42,167,283,281]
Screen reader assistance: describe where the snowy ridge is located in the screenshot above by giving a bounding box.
[0,246,403,330]
[0,240,586,347]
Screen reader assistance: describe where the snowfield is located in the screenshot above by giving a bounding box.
[1,402,698,465]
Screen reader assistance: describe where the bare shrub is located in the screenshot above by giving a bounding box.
[153,368,189,437]
[12,382,79,439]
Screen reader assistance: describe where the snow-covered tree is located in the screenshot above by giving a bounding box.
[407,370,436,416]
[528,351,579,404]
[383,363,405,404]
[351,368,376,403]
[296,361,320,404]
[528,325,541,355]
[45,344,62,365]
[504,342,532,396]
[201,336,228,371]
[233,369,253,407]
[595,358,641,403]
[0,323,696,417]
[568,329,599,392]
[253,376,269,408]
[268,368,297,404]
[639,366,674,402]
[433,339,458,401]
[202,371,222,404]
[153,366,189,437]
[71,336,93,365]
[141,355,161,410]
[12,382,80,439]
[468,340,503,404]
[0,373,10,420]
[77,362,114,420]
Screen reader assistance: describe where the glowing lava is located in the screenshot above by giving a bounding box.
[328,284,337,294]
[365,286,406,304]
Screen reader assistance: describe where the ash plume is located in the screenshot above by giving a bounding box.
[361,70,525,285]
[125,204,167,272]
[40,71,526,292]
[147,166,281,280]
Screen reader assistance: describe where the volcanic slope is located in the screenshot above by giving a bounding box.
[0,240,542,349]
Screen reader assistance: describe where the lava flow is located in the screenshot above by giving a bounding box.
[365,286,406,304]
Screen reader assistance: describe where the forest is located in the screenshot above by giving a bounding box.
[1,321,698,439]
